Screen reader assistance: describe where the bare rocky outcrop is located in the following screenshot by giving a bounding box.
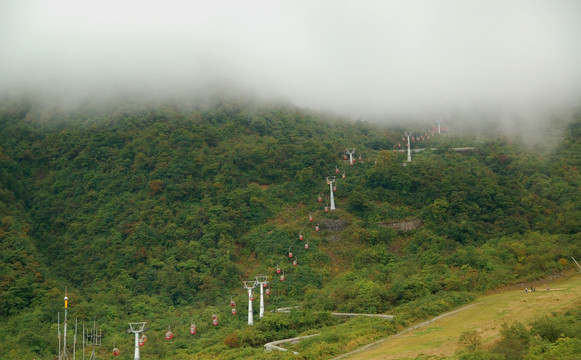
[379,218,423,231]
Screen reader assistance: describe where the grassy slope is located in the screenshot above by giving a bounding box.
[343,273,581,359]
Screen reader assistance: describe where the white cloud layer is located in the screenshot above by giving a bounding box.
[1,0,580,121]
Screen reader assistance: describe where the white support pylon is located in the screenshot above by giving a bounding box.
[255,276,269,319]
[127,322,147,360]
[243,281,257,325]
[404,132,412,162]
[345,148,356,165]
[325,176,337,210]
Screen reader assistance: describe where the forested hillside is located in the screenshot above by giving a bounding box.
[0,95,579,359]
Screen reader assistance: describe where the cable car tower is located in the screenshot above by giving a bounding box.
[345,148,357,165]
[255,276,269,319]
[243,281,257,326]
[325,176,337,210]
[127,322,147,360]
[404,132,412,162]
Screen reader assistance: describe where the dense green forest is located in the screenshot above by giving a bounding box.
[0,95,580,359]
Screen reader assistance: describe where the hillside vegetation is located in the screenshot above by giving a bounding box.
[0,95,580,359]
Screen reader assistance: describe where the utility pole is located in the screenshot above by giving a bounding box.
[58,313,61,360]
[345,148,356,165]
[73,318,77,360]
[255,276,270,319]
[59,288,71,360]
[325,176,337,210]
[127,322,147,360]
[404,132,412,162]
[243,281,257,325]
[87,318,102,360]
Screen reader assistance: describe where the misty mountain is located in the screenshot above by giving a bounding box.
[0,95,579,359]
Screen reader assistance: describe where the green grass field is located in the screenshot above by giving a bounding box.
[342,273,581,360]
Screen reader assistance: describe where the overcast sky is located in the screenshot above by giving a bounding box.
[1,0,580,122]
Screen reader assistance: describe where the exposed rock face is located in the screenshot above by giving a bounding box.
[380,218,423,231]
[320,219,348,231]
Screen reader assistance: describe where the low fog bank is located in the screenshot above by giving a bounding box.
[1,0,580,143]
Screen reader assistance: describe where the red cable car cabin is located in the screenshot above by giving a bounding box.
[165,327,173,340]
[113,347,120,356]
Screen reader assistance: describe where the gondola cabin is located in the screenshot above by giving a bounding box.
[232,308,237,315]
[165,327,173,340]
[299,233,304,240]
[113,347,119,356]
[190,324,196,335]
